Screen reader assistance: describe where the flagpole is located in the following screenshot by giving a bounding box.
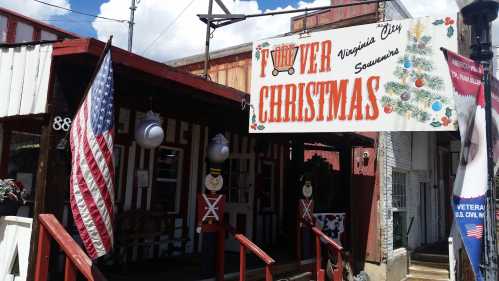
[461,1,499,280]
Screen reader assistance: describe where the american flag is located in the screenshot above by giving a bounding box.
[69,48,115,259]
[465,224,483,240]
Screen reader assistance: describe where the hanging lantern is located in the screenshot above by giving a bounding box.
[135,111,164,149]
[207,133,230,163]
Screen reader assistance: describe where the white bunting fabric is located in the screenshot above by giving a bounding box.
[0,44,52,118]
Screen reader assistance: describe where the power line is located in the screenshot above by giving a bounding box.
[32,0,128,23]
[142,0,198,55]
[41,19,123,23]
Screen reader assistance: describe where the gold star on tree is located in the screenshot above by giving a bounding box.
[411,20,425,41]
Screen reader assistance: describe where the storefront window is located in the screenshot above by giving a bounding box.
[0,15,7,43]
[154,147,182,213]
[40,30,57,41]
[392,171,407,249]
[15,22,34,43]
[225,158,251,204]
[260,162,274,209]
[7,132,40,201]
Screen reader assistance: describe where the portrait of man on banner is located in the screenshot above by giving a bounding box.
[443,49,488,281]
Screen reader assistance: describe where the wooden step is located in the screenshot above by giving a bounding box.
[404,275,449,281]
[410,259,449,270]
[409,264,449,279]
[412,252,449,264]
[225,262,300,281]
[277,271,312,281]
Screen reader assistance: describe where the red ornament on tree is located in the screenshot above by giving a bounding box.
[441,116,450,126]
[415,78,424,88]
[384,105,393,114]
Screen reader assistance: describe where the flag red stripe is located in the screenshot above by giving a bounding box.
[71,100,111,255]
[77,103,113,252]
[69,184,97,258]
[70,102,99,258]
[82,131,113,220]
[95,134,115,201]
[69,115,98,257]
[81,99,113,218]
[70,49,114,259]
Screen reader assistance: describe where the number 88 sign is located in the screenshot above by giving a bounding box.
[52,116,72,132]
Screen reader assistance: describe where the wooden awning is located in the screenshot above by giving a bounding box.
[52,38,249,105]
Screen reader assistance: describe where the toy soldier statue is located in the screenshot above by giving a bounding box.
[298,179,315,260]
[299,180,314,226]
[197,168,225,232]
[198,134,229,280]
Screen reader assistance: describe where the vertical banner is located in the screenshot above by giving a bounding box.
[492,76,499,226]
[443,49,485,281]
[491,76,499,174]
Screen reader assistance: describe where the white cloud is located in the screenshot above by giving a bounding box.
[0,0,70,19]
[400,0,498,46]
[400,0,459,17]
[93,0,498,61]
[92,0,329,62]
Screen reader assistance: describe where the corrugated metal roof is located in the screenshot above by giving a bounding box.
[0,44,52,118]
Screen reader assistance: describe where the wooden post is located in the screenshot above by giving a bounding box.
[34,224,51,281]
[239,245,246,281]
[28,124,52,281]
[64,257,76,281]
[217,227,225,281]
[335,249,343,281]
[315,234,321,281]
[291,137,304,261]
[296,219,301,261]
[265,264,272,281]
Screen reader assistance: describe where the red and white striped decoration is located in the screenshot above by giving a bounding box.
[69,48,115,259]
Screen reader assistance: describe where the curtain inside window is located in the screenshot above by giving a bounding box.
[40,30,57,41]
[0,16,7,43]
[15,22,33,43]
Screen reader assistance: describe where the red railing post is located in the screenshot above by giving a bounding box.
[240,244,246,281]
[265,264,273,281]
[64,257,76,281]
[36,214,107,281]
[333,250,343,281]
[34,224,51,281]
[233,232,274,281]
[315,234,322,281]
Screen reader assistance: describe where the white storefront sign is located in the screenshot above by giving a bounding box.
[249,16,458,133]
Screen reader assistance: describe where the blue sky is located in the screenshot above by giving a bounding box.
[48,0,311,38]
[4,0,493,61]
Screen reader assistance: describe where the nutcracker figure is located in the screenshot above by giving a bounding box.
[196,168,225,233]
[198,134,229,280]
[297,178,315,260]
[298,180,314,227]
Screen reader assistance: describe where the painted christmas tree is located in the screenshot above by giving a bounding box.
[382,19,454,127]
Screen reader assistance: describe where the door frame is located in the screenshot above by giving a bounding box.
[224,152,255,252]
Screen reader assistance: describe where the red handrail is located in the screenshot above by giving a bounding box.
[221,221,274,281]
[234,234,275,281]
[310,225,343,281]
[34,214,107,281]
